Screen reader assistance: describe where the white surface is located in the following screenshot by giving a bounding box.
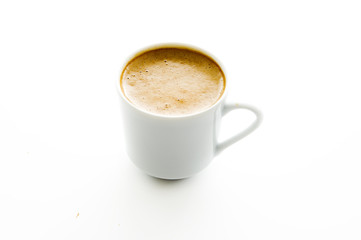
[0,0,360,239]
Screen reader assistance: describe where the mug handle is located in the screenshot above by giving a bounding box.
[215,103,263,155]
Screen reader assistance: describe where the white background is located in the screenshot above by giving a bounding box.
[1,0,360,239]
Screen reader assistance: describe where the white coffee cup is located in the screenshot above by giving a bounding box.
[117,43,262,180]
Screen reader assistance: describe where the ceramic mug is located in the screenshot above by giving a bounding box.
[117,43,262,180]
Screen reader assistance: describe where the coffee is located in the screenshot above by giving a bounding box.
[120,47,225,115]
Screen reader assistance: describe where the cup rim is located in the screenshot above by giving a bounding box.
[117,42,228,119]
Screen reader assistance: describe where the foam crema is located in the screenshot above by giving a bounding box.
[121,47,225,116]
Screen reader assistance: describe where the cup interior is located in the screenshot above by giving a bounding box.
[118,43,227,118]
